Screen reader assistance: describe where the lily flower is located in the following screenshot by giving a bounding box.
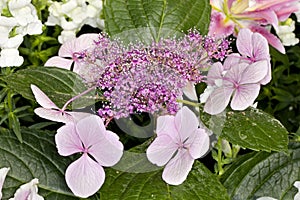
[209,0,300,53]
[146,106,210,185]
[55,115,123,198]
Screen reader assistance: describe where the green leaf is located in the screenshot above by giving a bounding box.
[0,127,99,200]
[201,107,289,152]
[8,112,22,143]
[100,161,229,200]
[4,67,96,109]
[104,0,211,41]
[221,143,300,199]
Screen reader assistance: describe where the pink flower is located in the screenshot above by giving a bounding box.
[9,179,43,200]
[45,33,99,73]
[146,106,210,185]
[55,115,123,198]
[235,28,271,85]
[31,84,92,123]
[204,60,269,115]
[209,0,300,53]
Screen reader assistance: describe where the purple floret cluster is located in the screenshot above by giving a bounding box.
[83,30,230,119]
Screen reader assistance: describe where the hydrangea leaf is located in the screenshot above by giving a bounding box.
[4,67,95,109]
[0,127,99,200]
[220,143,300,199]
[201,107,289,152]
[100,161,229,200]
[104,0,211,40]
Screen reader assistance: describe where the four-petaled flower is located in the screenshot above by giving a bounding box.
[55,115,124,198]
[146,106,210,185]
[45,33,99,73]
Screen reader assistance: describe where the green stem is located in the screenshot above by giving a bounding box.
[176,99,201,107]
[217,137,224,176]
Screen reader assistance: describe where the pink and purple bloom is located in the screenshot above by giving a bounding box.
[55,115,123,198]
[146,106,210,185]
[209,0,300,53]
[45,33,99,73]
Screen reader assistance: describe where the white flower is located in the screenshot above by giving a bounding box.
[276,19,299,46]
[0,48,24,67]
[0,16,18,46]
[294,181,300,200]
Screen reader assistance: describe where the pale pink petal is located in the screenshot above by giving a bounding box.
[252,32,270,61]
[206,62,224,85]
[174,106,199,141]
[187,129,210,159]
[34,108,73,123]
[231,84,260,110]
[240,60,269,84]
[0,167,10,199]
[236,28,253,58]
[55,123,82,156]
[250,25,285,54]
[58,38,76,57]
[10,178,44,200]
[156,115,177,140]
[65,154,105,198]
[89,130,124,167]
[260,61,272,85]
[44,57,73,70]
[74,34,98,52]
[162,149,194,185]
[76,115,106,148]
[146,134,178,166]
[204,86,234,115]
[183,82,197,101]
[223,54,241,70]
[31,85,58,109]
[68,112,94,122]
[225,62,248,83]
[72,62,82,74]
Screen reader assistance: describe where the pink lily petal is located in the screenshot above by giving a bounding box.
[34,108,73,124]
[187,129,210,159]
[156,115,178,139]
[31,85,58,109]
[204,86,234,115]
[231,84,261,110]
[44,56,73,70]
[10,178,43,200]
[250,25,285,54]
[146,134,178,166]
[174,106,199,141]
[76,115,106,148]
[208,11,235,37]
[89,130,124,167]
[55,123,82,156]
[0,167,10,199]
[65,154,105,198]
[162,149,194,185]
[240,60,269,84]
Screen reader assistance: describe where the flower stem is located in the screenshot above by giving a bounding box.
[61,86,97,111]
[217,137,225,176]
[176,99,201,107]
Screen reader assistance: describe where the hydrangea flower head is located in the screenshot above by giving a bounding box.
[84,30,230,119]
[55,115,123,198]
[146,106,210,185]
